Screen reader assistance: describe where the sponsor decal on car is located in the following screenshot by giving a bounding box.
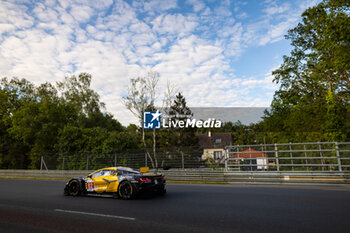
[86,180,95,191]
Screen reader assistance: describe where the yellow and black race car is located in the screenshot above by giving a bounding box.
[64,167,166,199]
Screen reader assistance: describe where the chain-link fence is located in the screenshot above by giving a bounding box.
[40,147,205,171]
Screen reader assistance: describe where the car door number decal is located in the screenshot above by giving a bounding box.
[86,180,95,191]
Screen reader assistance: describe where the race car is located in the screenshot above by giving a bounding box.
[64,167,166,199]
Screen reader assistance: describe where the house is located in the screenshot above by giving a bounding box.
[232,148,268,170]
[198,131,232,161]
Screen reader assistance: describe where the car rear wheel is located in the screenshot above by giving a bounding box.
[118,181,135,200]
[68,179,81,196]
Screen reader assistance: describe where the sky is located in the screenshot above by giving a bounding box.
[0,0,318,126]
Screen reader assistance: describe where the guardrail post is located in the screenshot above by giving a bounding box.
[335,142,342,172]
[274,144,280,172]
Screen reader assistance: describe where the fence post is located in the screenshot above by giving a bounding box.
[181,151,184,169]
[62,153,65,170]
[40,155,48,171]
[86,152,89,170]
[274,144,280,172]
[261,144,265,171]
[289,142,294,171]
[319,142,324,171]
[304,144,309,171]
[145,152,147,167]
[237,145,240,171]
[224,148,228,172]
[114,152,117,167]
[335,142,342,172]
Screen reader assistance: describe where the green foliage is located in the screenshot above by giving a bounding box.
[0,73,126,169]
[325,88,346,141]
[165,92,198,148]
[263,0,349,143]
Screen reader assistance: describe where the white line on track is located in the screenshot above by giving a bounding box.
[54,209,136,221]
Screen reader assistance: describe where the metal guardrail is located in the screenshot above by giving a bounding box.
[0,169,349,185]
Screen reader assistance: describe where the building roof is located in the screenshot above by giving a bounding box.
[198,132,232,149]
[234,148,268,158]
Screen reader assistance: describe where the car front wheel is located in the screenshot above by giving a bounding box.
[67,179,81,196]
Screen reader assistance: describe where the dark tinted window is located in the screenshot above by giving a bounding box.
[118,169,140,175]
[91,170,115,178]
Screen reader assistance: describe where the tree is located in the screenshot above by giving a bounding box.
[266,0,349,142]
[123,71,159,168]
[57,73,104,114]
[0,87,29,168]
[167,92,198,148]
[0,73,127,169]
[325,89,346,141]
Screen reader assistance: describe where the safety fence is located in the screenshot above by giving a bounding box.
[33,142,350,172]
[39,147,204,171]
[225,142,350,172]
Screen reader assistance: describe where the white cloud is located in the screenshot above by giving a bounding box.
[33,3,59,22]
[236,12,248,19]
[0,0,318,125]
[0,2,33,31]
[151,14,198,37]
[143,0,178,13]
[70,5,94,22]
[245,0,317,46]
[263,2,290,15]
[241,75,275,89]
[186,0,205,12]
[214,6,232,17]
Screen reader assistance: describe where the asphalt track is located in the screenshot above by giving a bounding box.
[0,179,349,233]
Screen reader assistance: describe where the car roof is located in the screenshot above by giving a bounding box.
[100,167,136,172]
[88,167,140,176]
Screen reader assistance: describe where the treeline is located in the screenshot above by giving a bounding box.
[0,73,202,169]
[0,73,140,169]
